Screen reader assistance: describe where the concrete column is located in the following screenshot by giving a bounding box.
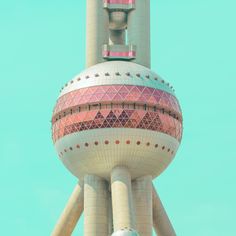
[84,175,109,236]
[51,182,84,236]
[111,166,136,232]
[127,0,150,67]
[152,186,176,236]
[86,0,109,67]
[132,176,152,236]
[108,190,114,235]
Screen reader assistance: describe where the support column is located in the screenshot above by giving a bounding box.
[52,181,84,236]
[108,190,114,235]
[84,175,109,236]
[132,176,152,236]
[152,186,176,236]
[111,166,136,232]
[127,0,150,67]
[86,0,109,67]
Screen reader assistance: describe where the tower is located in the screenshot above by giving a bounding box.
[51,1,183,236]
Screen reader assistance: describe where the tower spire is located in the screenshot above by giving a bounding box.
[86,0,150,68]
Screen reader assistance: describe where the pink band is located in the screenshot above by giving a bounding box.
[104,0,135,4]
[103,50,136,58]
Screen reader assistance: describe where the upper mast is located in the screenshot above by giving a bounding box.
[86,0,151,68]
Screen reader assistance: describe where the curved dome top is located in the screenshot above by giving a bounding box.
[59,61,175,97]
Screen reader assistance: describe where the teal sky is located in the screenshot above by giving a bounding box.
[0,0,236,235]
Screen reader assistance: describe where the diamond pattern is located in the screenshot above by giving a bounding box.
[52,109,183,143]
[53,85,181,115]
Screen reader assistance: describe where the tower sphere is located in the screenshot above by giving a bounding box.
[52,61,183,180]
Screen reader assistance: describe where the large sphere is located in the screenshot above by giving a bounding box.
[52,61,183,180]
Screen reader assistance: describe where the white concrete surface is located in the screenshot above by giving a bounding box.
[128,0,150,67]
[59,61,174,97]
[84,175,109,236]
[56,128,179,180]
[132,176,152,236]
[86,0,109,67]
[111,166,136,232]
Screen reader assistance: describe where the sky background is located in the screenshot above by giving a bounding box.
[0,0,236,235]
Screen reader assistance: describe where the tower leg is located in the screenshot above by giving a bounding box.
[152,186,176,236]
[84,175,109,236]
[111,166,138,235]
[108,190,114,235]
[132,176,153,236]
[51,181,84,236]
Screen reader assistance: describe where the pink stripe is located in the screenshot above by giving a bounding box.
[52,109,182,143]
[104,0,135,4]
[103,50,136,58]
[53,85,181,116]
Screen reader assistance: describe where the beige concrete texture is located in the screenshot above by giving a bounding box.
[128,0,151,67]
[86,0,109,67]
[111,166,136,232]
[51,182,84,236]
[152,185,176,236]
[108,190,114,235]
[84,175,109,236]
[132,176,152,236]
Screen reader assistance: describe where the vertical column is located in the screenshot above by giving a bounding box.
[128,0,151,67]
[52,182,84,236]
[86,0,109,67]
[111,166,136,232]
[132,176,152,236]
[152,186,176,236]
[84,175,109,236]
[108,190,114,235]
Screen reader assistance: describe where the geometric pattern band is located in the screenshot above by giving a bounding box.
[52,108,182,143]
[53,85,181,117]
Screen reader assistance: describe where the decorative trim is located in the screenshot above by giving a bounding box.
[53,85,181,117]
[103,50,136,59]
[58,139,175,158]
[52,109,182,142]
[103,0,135,10]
